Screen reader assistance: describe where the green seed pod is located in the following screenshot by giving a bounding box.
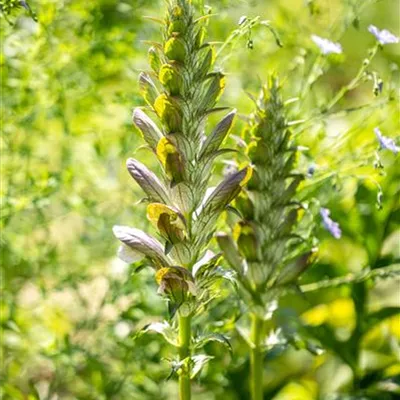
[154,94,182,132]
[159,63,183,96]
[164,37,186,63]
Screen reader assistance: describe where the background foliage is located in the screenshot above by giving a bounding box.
[1,0,399,399]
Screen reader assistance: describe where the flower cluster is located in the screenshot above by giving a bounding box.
[113,1,251,393]
[218,79,316,300]
[114,0,250,316]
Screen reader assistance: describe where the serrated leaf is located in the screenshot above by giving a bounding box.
[190,354,213,379]
[140,321,178,346]
[194,333,232,352]
[126,158,170,203]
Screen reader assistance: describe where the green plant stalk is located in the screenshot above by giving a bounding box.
[325,44,378,112]
[250,313,264,400]
[178,315,192,400]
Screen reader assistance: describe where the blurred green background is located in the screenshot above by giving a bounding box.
[1,0,399,399]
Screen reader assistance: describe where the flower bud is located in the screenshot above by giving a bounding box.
[159,63,183,96]
[147,203,187,245]
[156,266,196,316]
[164,37,186,63]
[156,137,186,185]
[154,94,182,132]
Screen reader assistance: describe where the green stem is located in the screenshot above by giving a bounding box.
[325,44,378,112]
[178,315,192,400]
[250,313,264,400]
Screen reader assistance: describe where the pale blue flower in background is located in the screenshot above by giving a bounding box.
[374,127,399,154]
[368,25,399,45]
[311,35,342,55]
[320,208,342,239]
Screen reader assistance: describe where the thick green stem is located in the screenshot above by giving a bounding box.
[178,315,191,400]
[250,313,264,400]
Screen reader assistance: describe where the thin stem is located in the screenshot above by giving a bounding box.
[178,315,192,400]
[250,313,264,400]
[325,44,379,112]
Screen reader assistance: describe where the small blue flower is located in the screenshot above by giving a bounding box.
[374,127,399,154]
[320,208,341,239]
[368,25,399,45]
[311,35,342,55]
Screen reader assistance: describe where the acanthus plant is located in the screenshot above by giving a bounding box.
[113,0,251,398]
[217,78,320,400]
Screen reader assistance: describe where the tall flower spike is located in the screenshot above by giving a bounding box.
[217,77,316,400]
[114,1,249,398]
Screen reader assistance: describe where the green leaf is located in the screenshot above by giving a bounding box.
[190,354,213,379]
[194,333,232,352]
[140,321,178,346]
